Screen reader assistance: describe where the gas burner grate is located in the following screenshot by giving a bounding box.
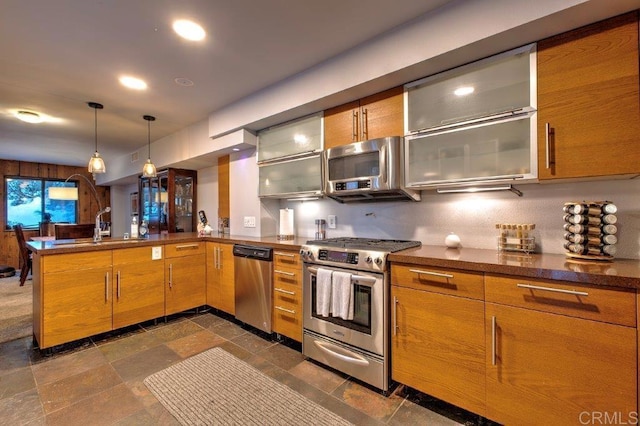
[305,237,421,253]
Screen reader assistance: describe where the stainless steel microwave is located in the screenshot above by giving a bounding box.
[324,136,420,203]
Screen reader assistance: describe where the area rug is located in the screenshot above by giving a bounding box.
[144,347,353,426]
[0,275,32,344]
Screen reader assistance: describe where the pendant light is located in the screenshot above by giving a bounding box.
[87,102,106,175]
[142,115,157,178]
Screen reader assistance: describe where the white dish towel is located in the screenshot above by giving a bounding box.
[315,268,333,317]
[331,271,354,320]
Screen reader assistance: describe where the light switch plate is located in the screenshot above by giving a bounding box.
[152,246,162,260]
[243,216,256,228]
[328,215,337,229]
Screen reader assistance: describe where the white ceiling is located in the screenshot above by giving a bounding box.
[0,0,452,169]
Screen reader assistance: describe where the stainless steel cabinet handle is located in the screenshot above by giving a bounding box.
[275,306,295,314]
[314,340,369,366]
[105,272,109,302]
[274,287,296,295]
[545,122,554,169]
[352,110,359,141]
[517,283,588,297]
[409,269,454,279]
[275,252,295,258]
[274,269,295,277]
[169,264,173,289]
[117,270,121,299]
[217,247,222,269]
[361,108,368,140]
[491,316,497,366]
[393,296,399,336]
[176,243,199,250]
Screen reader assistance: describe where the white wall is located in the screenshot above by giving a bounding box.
[109,182,138,237]
[196,163,219,227]
[280,179,640,259]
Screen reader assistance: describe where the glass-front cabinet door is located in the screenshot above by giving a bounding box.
[139,168,197,234]
[258,155,323,198]
[405,43,536,134]
[257,113,323,163]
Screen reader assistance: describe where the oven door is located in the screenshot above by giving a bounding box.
[303,264,386,356]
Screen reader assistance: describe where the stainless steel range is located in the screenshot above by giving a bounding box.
[300,237,421,392]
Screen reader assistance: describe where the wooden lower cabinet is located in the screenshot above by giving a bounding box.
[272,250,303,342]
[36,251,113,348]
[112,246,165,329]
[391,276,486,416]
[165,242,206,315]
[206,242,235,314]
[485,274,638,425]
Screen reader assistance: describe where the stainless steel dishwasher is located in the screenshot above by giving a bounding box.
[233,244,273,333]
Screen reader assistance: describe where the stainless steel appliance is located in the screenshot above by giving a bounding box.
[300,237,421,391]
[324,136,421,203]
[233,244,273,333]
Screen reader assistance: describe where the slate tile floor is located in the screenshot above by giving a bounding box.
[0,311,488,425]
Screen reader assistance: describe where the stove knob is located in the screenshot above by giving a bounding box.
[365,256,373,264]
[375,257,383,265]
[299,249,305,258]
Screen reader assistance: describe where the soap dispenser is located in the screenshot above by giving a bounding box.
[130,215,139,239]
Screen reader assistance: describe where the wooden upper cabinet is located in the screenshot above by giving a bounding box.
[324,86,404,149]
[537,11,640,180]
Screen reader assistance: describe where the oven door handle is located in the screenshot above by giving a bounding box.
[314,340,370,366]
[307,266,377,286]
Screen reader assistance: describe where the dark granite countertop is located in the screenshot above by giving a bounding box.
[389,246,640,290]
[28,235,640,290]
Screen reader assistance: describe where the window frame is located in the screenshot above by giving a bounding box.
[5,176,79,231]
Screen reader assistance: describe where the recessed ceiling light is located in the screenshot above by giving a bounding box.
[15,110,43,123]
[174,77,194,87]
[172,19,206,41]
[119,76,148,90]
[454,86,475,96]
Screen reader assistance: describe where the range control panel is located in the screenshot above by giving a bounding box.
[318,249,359,264]
[300,245,388,272]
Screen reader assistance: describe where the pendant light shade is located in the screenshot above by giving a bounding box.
[87,102,106,175]
[142,115,157,178]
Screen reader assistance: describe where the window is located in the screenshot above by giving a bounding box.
[5,177,77,229]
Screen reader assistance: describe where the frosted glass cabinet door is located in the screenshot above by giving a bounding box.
[257,113,323,163]
[406,44,536,133]
[405,114,536,187]
[259,155,323,198]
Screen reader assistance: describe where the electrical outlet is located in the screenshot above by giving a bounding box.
[151,246,163,260]
[327,215,337,229]
[243,216,256,228]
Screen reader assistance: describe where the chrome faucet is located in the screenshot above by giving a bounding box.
[94,206,111,242]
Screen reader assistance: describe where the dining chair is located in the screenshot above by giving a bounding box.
[13,224,32,286]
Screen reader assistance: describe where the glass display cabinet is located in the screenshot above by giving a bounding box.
[139,168,197,234]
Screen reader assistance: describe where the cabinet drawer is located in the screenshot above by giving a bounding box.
[274,266,302,288]
[274,281,302,305]
[113,246,162,264]
[43,251,112,273]
[391,263,484,300]
[273,297,302,342]
[485,274,636,327]
[274,250,301,268]
[164,242,205,258]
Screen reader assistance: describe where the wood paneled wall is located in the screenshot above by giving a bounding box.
[0,159,111,270]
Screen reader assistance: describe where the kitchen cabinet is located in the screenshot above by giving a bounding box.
[324,86,403,149]
[112,246,165,329]
[485,274,637,425]
[390,264,486,416]
[164,242,206,315]
[139,168,198,234]
[206,241,235,315]
[537,12,640,180]
[272,250,303,342]
[404,43,537,188]
[35,251,113,348]
[258,155,323,199]
[257,113,323,163]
